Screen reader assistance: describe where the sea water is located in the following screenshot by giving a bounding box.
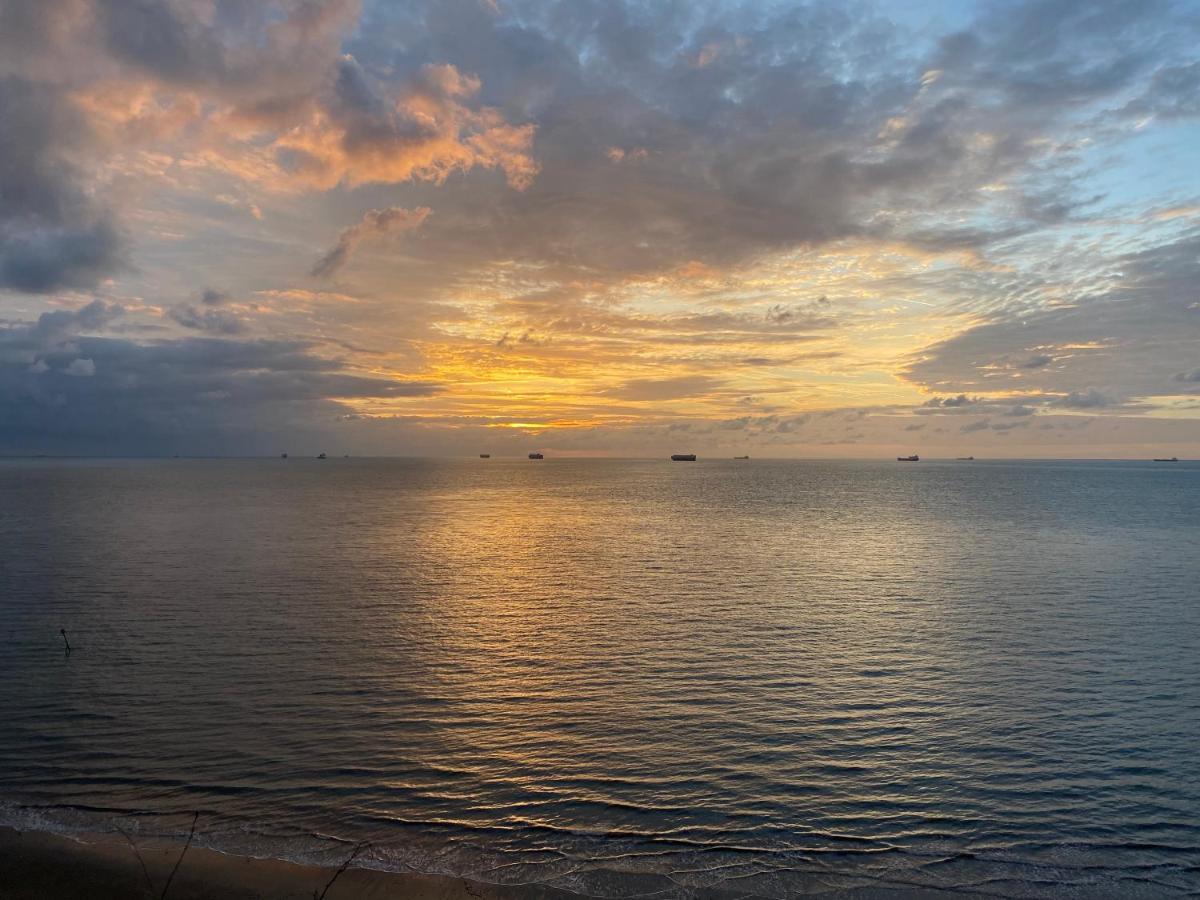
[1,458,1198,897]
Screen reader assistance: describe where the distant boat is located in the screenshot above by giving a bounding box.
[671,454,697,461]
[734,455,750,459]
[528,452,544,460]
[317,452,327,459]
[480,453,491,458]
[281,453,288,459]
[957,456,974,460]
[897,454,919,462]
[1153,456,1179,462]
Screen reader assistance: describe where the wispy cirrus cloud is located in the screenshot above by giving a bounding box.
[904,232,1200,408]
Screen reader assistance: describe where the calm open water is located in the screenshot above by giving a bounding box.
[1,458,1198,897]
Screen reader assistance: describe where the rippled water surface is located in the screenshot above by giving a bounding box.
[1,458,1198,897]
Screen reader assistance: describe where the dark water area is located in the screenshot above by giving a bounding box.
[1,458,1198,897]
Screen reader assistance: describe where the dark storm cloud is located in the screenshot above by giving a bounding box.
[0,77,126,292]
[0,301,441,455]
[0,299,123,365]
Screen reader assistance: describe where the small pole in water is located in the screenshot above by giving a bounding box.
[60,628,72,655]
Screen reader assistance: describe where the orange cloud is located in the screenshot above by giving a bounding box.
[71,51,538,195]
[270,63,538,191]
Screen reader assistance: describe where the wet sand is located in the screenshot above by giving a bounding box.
[0,826,576,900]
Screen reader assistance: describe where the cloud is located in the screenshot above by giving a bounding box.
[1054,389,1114,409]
[905,233,1200,403]
[603,375,725,402]
[989,419,1029,432]
[0,299,124,367]
[0,299,441,455]
[1,0,1198,455]
[767,298,832,325]
[923,394,979,409]
[63,357,96,377]
[165,286,248,334]
[334,0,1199,297]
[169,304,246,335]
[0,77,126,292]
[1121,61,1200,122]
[312,206,432,278]
[8,0,1195,298]
[0,2,536,301]
[275,58,540,191]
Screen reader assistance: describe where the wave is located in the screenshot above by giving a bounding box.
[4,800,1199,898]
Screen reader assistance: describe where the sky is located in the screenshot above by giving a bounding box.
[1,0,1198,458]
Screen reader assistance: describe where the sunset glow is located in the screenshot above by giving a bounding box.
[1,0,1197,457]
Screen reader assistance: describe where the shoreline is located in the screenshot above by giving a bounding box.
[0,826,579,900]
[0,825,975,900]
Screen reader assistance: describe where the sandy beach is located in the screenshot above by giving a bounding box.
[0,827,577,900]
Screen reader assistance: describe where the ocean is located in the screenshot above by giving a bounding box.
[1,457,1197,897]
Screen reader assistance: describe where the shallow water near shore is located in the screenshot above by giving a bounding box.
[1,457,1198,897]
